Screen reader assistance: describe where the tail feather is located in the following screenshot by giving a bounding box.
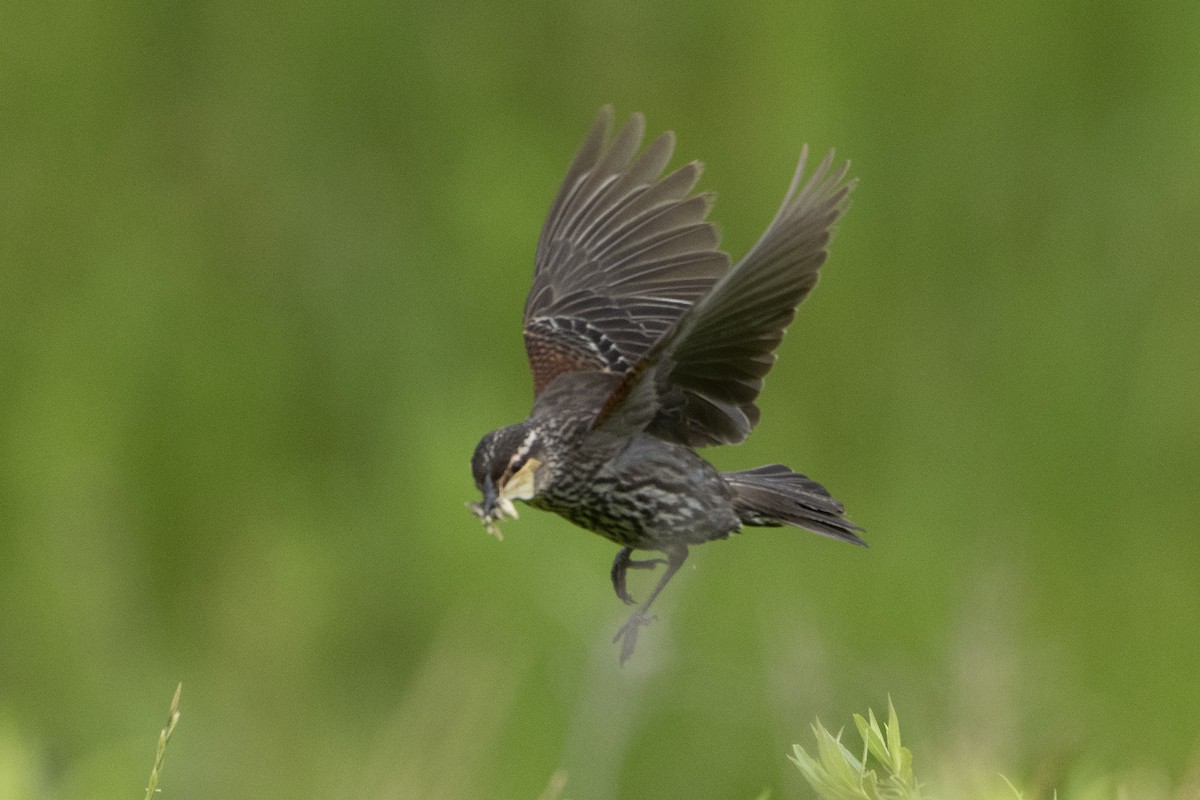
[723,464,866,546]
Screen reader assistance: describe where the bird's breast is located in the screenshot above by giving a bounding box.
[531,434,740,548]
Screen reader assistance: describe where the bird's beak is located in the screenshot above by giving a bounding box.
[483,474,520,521]
[467,474,517,539]
[482,474,500,519]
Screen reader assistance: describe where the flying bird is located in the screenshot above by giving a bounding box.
[468,106,864,663]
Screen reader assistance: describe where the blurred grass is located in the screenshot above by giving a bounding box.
[790,701,1200,800]
[142,684,180,800]
[2,1,1199,799]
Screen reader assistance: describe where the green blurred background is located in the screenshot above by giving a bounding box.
[2,1,1199,798]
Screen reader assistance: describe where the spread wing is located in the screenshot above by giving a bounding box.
[596,147,855,446]
[523,106,732,396]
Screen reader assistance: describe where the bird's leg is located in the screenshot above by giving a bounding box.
[613,545,688,665]
[610,546,668,605]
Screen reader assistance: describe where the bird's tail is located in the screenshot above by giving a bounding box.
[723,464,866,546]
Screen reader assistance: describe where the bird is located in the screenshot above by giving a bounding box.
[468,106,865,663]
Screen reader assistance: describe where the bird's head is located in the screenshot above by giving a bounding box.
[467,422,547,538]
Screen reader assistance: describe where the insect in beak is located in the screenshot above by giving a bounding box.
[466,459,541,540]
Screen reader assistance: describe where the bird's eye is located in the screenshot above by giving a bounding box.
[509,454,528,475]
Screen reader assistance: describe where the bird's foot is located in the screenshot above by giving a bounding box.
[610,547,667,605]
[613,611,657,665]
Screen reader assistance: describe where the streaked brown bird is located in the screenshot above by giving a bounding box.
[469,106,864,663]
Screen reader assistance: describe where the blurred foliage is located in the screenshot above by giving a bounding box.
[790,702,1198,800]
[2,1,1199,798]
[790,700,923,800]
[141,684,180,800]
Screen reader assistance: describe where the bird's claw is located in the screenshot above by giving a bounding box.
[610,548,667,605]
[611,551,636,604]
[613,611,657,665]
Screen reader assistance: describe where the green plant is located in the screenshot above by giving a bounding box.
[143,684,181,800]
[786,701,1197,800]
[788,698,922,800]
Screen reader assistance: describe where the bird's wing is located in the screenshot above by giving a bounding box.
[596,147,855,446]
[523,106,731,396]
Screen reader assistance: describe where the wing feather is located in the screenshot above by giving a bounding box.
[523,107,731,395]
[596,147,855,445]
